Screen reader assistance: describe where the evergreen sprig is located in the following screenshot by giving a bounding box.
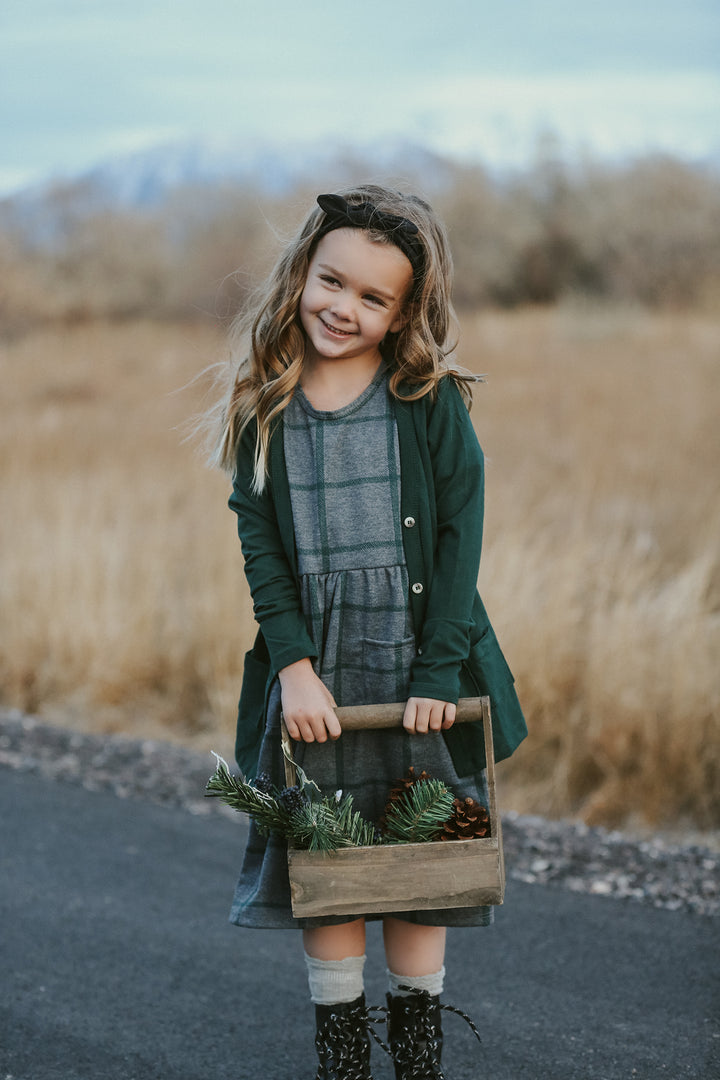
[288,799,352,852]
[382,778,455,844]
[205,754,292,836]
[205,755,460,852]
[205,756,375,852]
[284,793,376,852]
[333,792,379,849]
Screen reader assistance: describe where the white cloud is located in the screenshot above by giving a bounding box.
[385,71,720,164]
[204,69,720,167]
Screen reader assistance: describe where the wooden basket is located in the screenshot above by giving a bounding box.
[282,697,504,918]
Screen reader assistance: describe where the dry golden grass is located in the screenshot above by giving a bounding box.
[1,307,718,831]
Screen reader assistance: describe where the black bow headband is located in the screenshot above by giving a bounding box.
[315,193,425,282]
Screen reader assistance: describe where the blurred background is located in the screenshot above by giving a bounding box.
[1,0,718,834]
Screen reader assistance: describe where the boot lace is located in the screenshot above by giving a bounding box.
[391,987,481,1080]
[315,998,390,1080]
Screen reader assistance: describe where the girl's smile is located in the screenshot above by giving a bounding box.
[299,228,413,374]
[319,316,355,339]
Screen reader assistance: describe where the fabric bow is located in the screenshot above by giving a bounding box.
[315,193,425,282]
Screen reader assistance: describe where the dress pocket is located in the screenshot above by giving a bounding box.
[360,636,417,704]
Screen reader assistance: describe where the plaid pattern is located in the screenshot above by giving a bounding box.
[285,369,414,707]
[229,369,492,929]
[285,372,404,575]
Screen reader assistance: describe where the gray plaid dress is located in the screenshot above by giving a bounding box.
[230,366,492,929]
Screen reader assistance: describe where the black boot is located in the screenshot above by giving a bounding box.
[314,993,385,1080]
[387,989,481,1080]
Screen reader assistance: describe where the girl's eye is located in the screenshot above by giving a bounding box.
[364,294,386,307]
[320,275,340,287]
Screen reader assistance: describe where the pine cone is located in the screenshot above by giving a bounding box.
[379,766,432,832]
[439,797,490,841]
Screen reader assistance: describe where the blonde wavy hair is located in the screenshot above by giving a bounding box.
[210,184,475,491]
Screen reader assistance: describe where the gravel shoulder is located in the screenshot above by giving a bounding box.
[2,708,717,918]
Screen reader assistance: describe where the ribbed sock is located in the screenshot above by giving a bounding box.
[387,966,445,998]
[305,953,366,1005]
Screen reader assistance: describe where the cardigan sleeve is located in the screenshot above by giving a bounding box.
[407,379,485,703]
[229,420,317,676]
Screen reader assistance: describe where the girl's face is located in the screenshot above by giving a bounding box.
[299,228,413,370]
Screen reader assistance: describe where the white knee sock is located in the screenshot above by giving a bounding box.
[387,966,445,998]
[305,953,366,1005]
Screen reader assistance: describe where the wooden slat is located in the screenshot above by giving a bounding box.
[288,836,504,917]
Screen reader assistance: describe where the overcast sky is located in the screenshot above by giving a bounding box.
[2,0,719,194]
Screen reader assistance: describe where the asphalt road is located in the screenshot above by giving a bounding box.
[1,767,718,1080]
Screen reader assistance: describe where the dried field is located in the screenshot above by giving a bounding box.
[2,307,718,830]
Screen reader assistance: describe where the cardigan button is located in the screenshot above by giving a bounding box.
[403,516,416,528]
[411,582,424,595]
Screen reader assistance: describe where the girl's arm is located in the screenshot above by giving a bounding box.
[406,379,485,711]
[278,658,341,743]
[229,420,317,674]
[230,422,340,742]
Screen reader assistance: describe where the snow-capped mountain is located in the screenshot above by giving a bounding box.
[1,136,459,219]
[79,136,456,207]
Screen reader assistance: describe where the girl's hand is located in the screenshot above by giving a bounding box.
[278,659,342,743]
[403,697,456,734]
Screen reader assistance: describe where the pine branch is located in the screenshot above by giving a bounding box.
[288,800,353,852]
[205,754,291,836]
[383,778,455,844]
[333,793,379,848]
[205,755,456,853]
[287,793,379,852]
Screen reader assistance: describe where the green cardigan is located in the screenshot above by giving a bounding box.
[229,376,527,779]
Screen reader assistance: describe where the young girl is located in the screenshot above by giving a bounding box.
[212,185,527,1080]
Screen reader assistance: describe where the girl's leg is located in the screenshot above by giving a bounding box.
[383,917,446,978]
[304,918,367,961]
[303,921,374,1079]
[383,918,448,1080]
[304,919,367,1003]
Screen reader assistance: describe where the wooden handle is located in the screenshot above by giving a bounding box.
[331,697,487,730]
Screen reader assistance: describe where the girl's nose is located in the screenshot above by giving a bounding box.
[328,292,355,322]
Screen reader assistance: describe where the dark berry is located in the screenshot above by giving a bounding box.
[279,785,308,814]
[254,771,274,795]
